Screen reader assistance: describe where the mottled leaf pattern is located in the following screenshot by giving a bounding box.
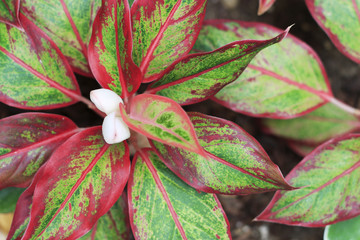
[306,0,360,63]
[324,215,360,240]
[256,134,360,227]
[21,127,130,239]
[0,187,24,213]
[119,94,205,155]
[147,28,289,105]
[128,149,231,239]
[0,0,20,27]
[21,0,101,75]
[151,112,292,194]
[88,0,141,97]
[258,0,276,15]
[0,113,79,190]
[194,20,332,119]
[0,16,81,109]
[131,0,207,82]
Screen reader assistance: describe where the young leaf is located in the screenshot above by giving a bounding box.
[119,94,205,156]
[0,113,79,190]
[0,15,82,109]
[146,27,289,105]
[288,142,316,157]
[306,0,360,63]
[88,0,141,98]
[194,20,332,119]
[21,127,130,239]
[20,0,101,75]
[256,134,360,227]
[128,149,231,239]
[258,0,276,15]
[324,215,360,240]
[0,0,20,27]
[0,187,24,213]
[131,0,207,82]
[150,112,292,194]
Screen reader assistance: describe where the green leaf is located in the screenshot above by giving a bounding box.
[128,149,231,239]
[256,134,360,227]
[0,16,82,109]
[324,215,360,240]
[0,187,24,213]
[21,0,101,75]
[194,20,332,119]
[0,0,20,27]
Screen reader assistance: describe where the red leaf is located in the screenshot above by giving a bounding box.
[258,0,276,15]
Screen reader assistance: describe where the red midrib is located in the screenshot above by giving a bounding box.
[2,0,15,20]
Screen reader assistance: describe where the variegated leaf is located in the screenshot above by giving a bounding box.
[21,127,130,239]
[128,149,231,239]
[256,134,360,227]
[0,113,79,190]
[0,15,82,109]
[150,112,292,194]
[194,20,332,119]
[131,0,207,82]
[0,0,20,27]
[258,0,276,15]
[88,0,142,97]
[21,0,101,75]
[324,215,360,240]
[0,187,24,213]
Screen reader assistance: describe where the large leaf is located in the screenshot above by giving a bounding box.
[0,15,82,109]
[194,20,332,119]
[88,0,141,98]
[128,149,231,239]
[119,94,205,156]
[150,112,292,194]
[258,0,276,15]
[256,134,360,227]
[0,0,20,27]
[146,28,289,105]
[21,127,130,239]
[0,188,24,213]
[262,103,360,145]
[306,0,360,63]
[324,215,360,240]
[0,113,79,190]
[131,0,207,82]
[21,0,101,75]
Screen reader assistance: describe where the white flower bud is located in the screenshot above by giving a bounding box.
[102,112,131,144]
[90,89,123,115]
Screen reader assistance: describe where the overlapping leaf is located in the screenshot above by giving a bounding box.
[150,112,292,194]
[119,94,205,156]
[0,0,20,27]
[324,215,360,240]
[131,0,207,82]
[258,0,276,15]
[194,20,332,119]
[21,127,130,239]
[147,28,289,105]
[21,0,101,75]
[0,187,24,213]
[0,113,79,190]
[306,0,360,63]
[0,16,82,109]
[128,149,231,239]
[88,0,141,97]
[256,134,360,227]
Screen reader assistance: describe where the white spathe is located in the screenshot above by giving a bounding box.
[90,88,124,115]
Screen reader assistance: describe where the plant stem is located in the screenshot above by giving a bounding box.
[327,96,360,117]
[77,95,106,118]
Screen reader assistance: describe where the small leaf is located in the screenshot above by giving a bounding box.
[256,134,360,227]
[147,27,289,105]
[324,215,360,240]
[288,142,316,157]
[0,113,79,190]
[258,0,276,15]
[88,0,141,97]
[21,127,130,239]
[0,15,82,109]
[119,94,205,156]
[131,0,207,82]
[306,0,360,63]
[0,0,20,27]
[194,20,333,119]
[21,0,101,75]
[128,149,231,240]
[150,112,292,194]
[0,187,24,213]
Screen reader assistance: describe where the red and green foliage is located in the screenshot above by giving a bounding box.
[0,0,359,239]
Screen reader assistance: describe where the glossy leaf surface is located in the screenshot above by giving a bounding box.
[0,113,79,189]
[128,149,231,239]
[0,0,20,27]
[194,20,332,119]
[119,94,205,155]
[151,112,292,194]
[21,0,101,75]
[262,103,360,145]
[256,134,360,227]
[324,215,360,240]
[258,0,276,15]
[21,127,130,239]
[147,28,289,105]
[131,0,207,82]
[306,0,360,63]
[0,187,24,213]
[0,16,81,109]
[88,0,141,97]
